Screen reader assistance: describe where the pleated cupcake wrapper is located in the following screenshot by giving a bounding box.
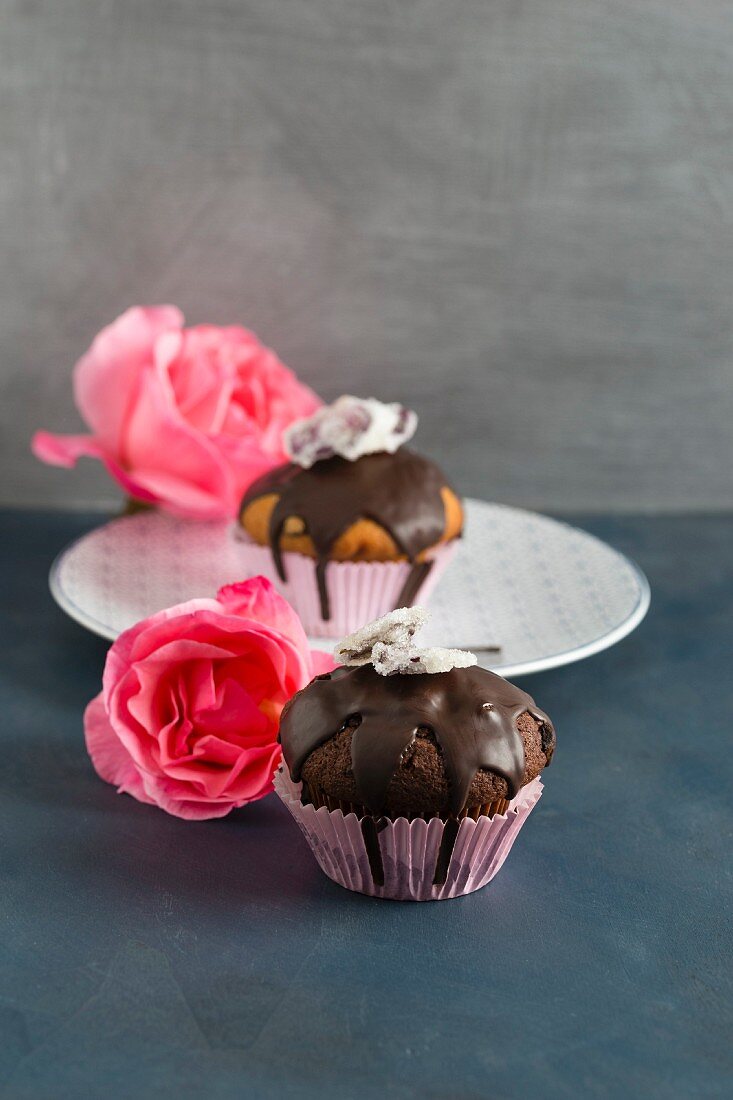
[273,767,543,902]
[233,535,457,637]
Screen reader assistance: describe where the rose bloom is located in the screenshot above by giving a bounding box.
[85,577,334,820]
[32,306,321,519]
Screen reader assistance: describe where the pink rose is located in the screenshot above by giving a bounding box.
[85,577,334,820]
[32,306,321,519]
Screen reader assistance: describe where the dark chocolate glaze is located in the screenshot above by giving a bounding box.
[279,663,555,817]
[239,449,458,621]
[361,818,387,886]
[433,819,460,885]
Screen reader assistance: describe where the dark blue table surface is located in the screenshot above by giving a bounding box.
[1,509,731,1099]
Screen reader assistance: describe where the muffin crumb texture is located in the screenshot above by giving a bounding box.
[301,710,551,820]
[279,663,555,820]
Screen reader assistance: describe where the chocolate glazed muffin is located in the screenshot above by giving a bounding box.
[279,661,555,887]
[239,449,463,621]
[281,664,555,820]
[237,396,464,626]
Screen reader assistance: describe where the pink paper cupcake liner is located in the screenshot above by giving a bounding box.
[233,534,458,637]
[273,767,543,901]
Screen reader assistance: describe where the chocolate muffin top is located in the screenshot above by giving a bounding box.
[279,662,556,819]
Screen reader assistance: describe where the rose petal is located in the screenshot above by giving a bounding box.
[74,305,183,455]
[170,740,281,803]
[215,741,282,801]
[310,649,339,677]
[103,600,222,685]
[137,772,239,820]
[193,676,273,741]
[31,431,161,508]
[162,326,240,434]
[216,577,311,653]
[84,693,155,806]
[31,431,105,468]
[123,355,236,518]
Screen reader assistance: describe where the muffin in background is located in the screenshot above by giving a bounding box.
[237,397,462,636]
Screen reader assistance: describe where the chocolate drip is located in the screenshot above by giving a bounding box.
[240,450,457,621]
[280,664,555,818]
[360,818,386,886]
[433,819,460,885]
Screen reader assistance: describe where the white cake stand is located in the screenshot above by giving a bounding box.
[49,499,650,678]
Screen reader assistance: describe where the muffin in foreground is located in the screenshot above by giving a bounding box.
[274,608,556,901]
[237,396,462,636]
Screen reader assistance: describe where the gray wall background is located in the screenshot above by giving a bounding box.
[2,0,732,513]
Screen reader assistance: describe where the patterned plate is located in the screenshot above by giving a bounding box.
[49,500,650,677]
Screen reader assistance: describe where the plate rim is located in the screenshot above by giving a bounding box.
[49,501,651,678]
